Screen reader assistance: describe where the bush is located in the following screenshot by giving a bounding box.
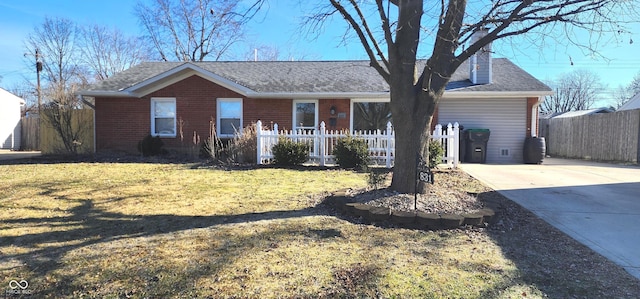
[334,136,370,169]
[272,137,310,166]
[228,122,260,164]
[428,139,445,168]
[137,135,164,157]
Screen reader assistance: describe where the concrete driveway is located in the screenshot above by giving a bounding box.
[461,158,640,279]
[0,149,41,161]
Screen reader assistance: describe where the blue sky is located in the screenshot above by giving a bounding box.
[1,0,639,107]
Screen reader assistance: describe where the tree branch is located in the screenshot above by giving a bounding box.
[329,0,390,82]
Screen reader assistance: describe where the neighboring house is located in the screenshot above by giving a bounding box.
[0,88,25,150]
[79,45,552,163]
[551,107,613,118]
[618,93,640,111]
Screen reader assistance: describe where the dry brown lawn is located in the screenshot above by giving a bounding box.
[1,160,639,298]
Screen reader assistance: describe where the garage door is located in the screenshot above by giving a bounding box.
[438,98,526,163]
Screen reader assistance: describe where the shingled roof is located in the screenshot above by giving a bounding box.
[80,58,551,98]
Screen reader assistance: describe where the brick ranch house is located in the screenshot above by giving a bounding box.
[79,50,552,163]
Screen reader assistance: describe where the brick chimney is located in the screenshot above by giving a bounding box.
[469,29,492,84]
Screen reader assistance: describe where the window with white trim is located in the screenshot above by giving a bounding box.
[151,98,176,137]
[217,98,243,137]
[293,100,318,131]
[350,99,392,131]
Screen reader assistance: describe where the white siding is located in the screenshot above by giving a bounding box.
[438,98,526,163]
[0,96,23,150]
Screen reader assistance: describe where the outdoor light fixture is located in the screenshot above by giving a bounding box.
[330,106,337,115]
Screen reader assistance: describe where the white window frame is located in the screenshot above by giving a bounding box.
[349,98,391,131]
[292,99,318,131]
[150,97,177,137]
[217,98,243,138]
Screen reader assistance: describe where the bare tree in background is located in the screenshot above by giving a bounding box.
[242,44,320,61]
[135,0,266,61]
[8,83,38,117]
[613,71,640,109]
[542,69,604,113]
[25,17,91,154]
[25,17,82,91]
[308,0,638,193]
[78,25,151,80]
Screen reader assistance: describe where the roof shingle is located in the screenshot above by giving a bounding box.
[82,58,551,95]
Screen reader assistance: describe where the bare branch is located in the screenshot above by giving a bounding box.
[329,0,391,82]
[135,0,264,61]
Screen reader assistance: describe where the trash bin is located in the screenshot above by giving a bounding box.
[458,125,466,162]
[523,136,545,164]
[465,129,490,163]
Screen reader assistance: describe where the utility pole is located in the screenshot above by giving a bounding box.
[35,49,42,116]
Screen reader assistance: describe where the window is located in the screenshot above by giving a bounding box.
[151,98,176,137]
[293,100,318,131]
[351,100,392,131]
[217,98,243,137]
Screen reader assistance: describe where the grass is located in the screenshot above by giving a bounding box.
[1,161,639,298]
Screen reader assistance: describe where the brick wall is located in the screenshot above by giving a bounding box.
[319,99,350,131]
[244,98,292,130]
[96,75,242,153]
[95,97,149,153]
[95,75,353,153]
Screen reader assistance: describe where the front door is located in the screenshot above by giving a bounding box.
[293,100,318,132]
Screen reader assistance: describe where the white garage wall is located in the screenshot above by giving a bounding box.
[0,89,24,150]
[438,98,526,163]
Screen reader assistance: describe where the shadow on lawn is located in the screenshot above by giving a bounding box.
[1,184,367,296]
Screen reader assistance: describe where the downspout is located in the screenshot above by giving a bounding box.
[531,96,544,137]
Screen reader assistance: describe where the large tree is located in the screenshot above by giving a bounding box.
[135,0,265,61]
[309,0,638,193]
[78,25,151,80]
[542,69,604,113]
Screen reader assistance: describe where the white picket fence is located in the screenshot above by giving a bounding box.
[256,120,459,168]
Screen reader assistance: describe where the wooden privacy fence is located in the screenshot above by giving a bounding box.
[256,120,460,168]
[40,109,94,155]
[546,109,640,163]
[20,116,40,150]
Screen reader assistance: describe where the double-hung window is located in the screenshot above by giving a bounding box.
[151,98,176,137]
[217,98,243,137]
[293,100,318,131]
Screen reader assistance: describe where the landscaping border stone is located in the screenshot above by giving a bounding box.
[327,189,497,231]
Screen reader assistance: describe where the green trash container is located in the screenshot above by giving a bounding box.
[465,129,490,163]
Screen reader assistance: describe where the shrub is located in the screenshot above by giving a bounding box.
[272,137,309,166]
[334,136,370,169]
[366,167,387,189]
[201,119,224,160]
[428,139,445,168]
[137,135,164,157]
[228,122,260,164]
